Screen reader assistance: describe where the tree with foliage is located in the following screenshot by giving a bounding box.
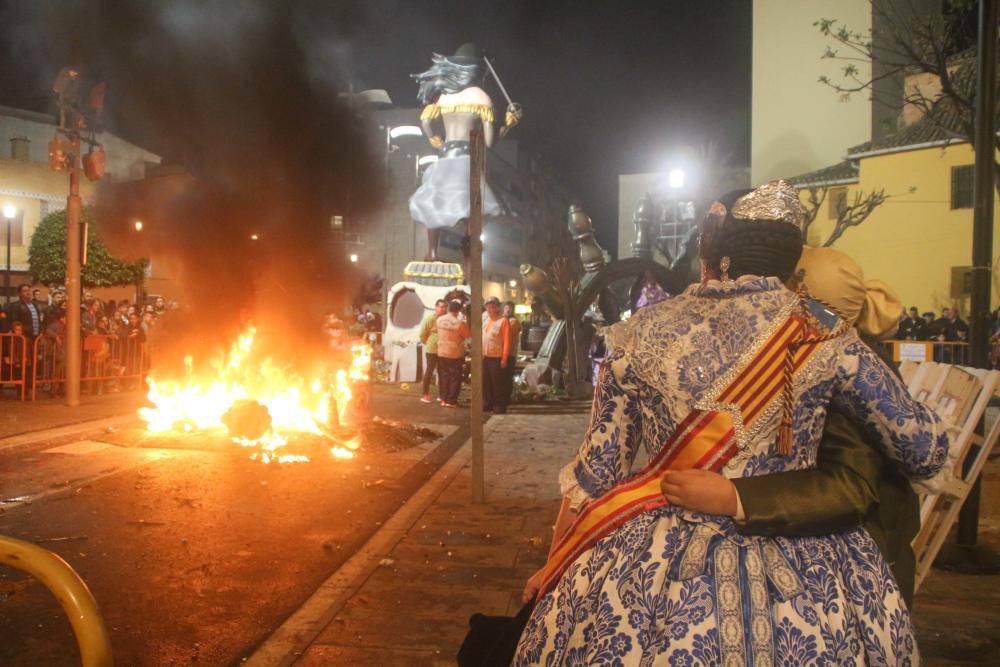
[29,207,146,287]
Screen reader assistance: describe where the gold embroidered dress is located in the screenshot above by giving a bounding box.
[514,276,948,666]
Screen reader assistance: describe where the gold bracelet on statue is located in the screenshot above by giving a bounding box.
[429,136,444,149]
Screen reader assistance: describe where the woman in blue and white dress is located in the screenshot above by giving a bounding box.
[514,182,949,666]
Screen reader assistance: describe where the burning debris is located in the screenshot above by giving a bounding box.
[221,399,272,442]
[138,326,437,463]
[139,326,370,464]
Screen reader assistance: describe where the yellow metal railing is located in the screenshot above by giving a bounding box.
[0,535,113,666]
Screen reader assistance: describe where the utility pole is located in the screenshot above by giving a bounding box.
[65,134,82,407]
[51,68,106,408]
[469,128,485,503]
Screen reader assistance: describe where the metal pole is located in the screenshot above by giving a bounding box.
[383,128,392,313]
[968,0,997,373]
[66,137,82,407]
[469,127,485,503]
[956,0,998,547]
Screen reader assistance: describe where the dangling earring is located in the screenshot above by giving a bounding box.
[719,256,732,284]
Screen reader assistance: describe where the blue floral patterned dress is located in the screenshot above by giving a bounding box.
[514,277,949,667]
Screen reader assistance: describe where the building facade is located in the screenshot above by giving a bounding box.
[791,132,999,316]
[786,37,1000,314]
[0,105,160,299]
[751,0,873,185]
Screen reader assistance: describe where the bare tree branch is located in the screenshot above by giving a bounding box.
[822,186,917,246]
[800,187,828,238]
[799,183,917,247]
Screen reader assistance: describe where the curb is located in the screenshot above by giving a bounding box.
[244,418,502,667]
[0,414,141,454]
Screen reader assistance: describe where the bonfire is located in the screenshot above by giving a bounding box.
[138,327,371,463]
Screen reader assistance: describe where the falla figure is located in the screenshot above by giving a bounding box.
[409,43,521,261]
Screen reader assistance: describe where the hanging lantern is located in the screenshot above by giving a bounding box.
[48,136,67,172]
[83,144,106,182]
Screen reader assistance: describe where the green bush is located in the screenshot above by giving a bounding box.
[28,207,146,287]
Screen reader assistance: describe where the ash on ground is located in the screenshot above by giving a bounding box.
[359,416,441,452]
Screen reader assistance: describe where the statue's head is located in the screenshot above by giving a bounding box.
[411,43,484,104]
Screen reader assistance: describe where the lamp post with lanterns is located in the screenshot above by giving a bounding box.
[49,67,106,407]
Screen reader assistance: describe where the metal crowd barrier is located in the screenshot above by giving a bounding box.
[28,334,150,401]
[0,332,28,400]
[0,535,113,666]
[883,340,975,367]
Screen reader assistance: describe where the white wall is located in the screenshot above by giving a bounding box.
[751,0,871,185]
[0,106,160,182]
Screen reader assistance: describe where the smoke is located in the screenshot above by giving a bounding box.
[4,0,384,370]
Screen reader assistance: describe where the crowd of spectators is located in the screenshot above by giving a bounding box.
[1,284,174,339]
[1,284,176,395]
[897,306,969,342]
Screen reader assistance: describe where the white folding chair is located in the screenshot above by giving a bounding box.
[912,364,1000,591]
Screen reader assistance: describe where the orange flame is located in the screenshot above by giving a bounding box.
[138,327,370,463]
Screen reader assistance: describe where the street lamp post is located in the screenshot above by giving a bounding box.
[2,204,15,305]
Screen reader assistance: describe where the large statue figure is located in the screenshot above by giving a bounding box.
[409,43,520,261]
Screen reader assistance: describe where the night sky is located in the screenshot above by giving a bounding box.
[0,0,751,248]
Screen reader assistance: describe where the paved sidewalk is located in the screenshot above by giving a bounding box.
[250,408,588,666]
[0,390,147,440]
[246,399,1000,666]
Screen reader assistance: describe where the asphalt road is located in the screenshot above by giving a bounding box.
[0,386,472,666]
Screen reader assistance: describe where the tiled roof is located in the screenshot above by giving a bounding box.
[786,160,859,188]
[847,103,969,155]
[848,58,983,156]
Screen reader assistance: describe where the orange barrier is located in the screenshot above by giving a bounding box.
[32,333,150,400]
[0,332,28,400]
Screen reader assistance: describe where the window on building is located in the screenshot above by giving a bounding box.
[951,165,975,209]
[828,187,848,219]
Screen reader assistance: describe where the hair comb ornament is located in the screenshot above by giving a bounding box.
[731,180,804,230]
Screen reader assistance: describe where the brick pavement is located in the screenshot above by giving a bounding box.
[287,408,587,666]
[267,400,1000,666]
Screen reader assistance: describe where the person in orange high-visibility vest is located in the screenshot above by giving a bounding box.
[503,300,521,400]
[436,300,471,407]
[482,297,510,413]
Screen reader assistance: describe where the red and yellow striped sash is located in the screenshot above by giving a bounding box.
[537,314,822,598]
